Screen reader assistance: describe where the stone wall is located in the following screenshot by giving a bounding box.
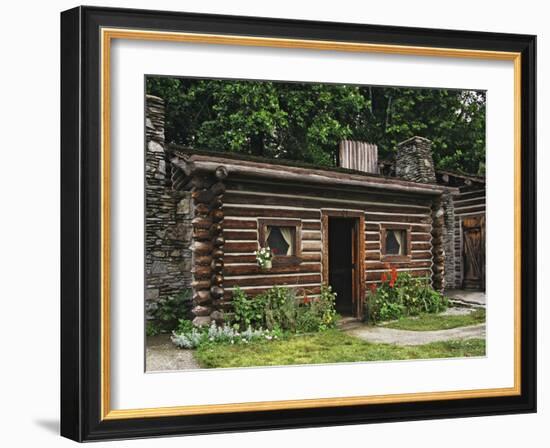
[441,191,456,288]
[395,136,455,290]
[431,196,446,292]
[145,95,193,317]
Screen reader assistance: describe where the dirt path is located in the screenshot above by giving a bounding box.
[446,289,486,307]
[146,334,200,372]
[344,323,486,346]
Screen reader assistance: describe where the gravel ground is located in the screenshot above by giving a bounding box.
[345,323,486,346]
[440,307,476,316]
[446,289,486,307]
[339,307,486,346]
[146,334,200,372]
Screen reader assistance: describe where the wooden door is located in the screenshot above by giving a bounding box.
[462,216,485,290]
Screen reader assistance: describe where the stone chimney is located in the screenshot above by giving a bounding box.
[395,136,436,184]
[145,95,167,181]
[339,140,378,174]
[394,136,455,292]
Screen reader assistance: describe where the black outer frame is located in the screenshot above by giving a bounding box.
[60,6,536,442]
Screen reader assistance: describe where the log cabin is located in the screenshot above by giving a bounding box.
[145,95,484,325]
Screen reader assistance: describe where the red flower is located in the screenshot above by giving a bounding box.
[381,272,388,283]
[303,295,311,305]
[369,283,377,293]
[389,266,398,288]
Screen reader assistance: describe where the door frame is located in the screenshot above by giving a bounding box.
[321,210,365,318]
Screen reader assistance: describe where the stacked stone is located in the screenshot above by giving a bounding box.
[431,197,446,292]
[145,95,193,315]
[395,136,452,292]
[441,192,456,288]
[395,136,437,184]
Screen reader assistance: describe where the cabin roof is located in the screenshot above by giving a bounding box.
[169,146,458,196]
[435,169,486,185]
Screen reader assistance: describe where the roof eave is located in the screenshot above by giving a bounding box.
[172,152,458,196]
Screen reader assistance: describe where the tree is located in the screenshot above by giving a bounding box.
[355,87,486,174]
[146,77,485,175]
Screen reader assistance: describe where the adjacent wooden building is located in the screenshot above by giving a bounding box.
[436,170,486,291]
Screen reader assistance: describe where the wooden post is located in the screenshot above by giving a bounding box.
[187,171,227,326]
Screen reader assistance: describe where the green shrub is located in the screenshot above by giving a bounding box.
[145,321,161,337]
[232,287,268,330]
[262,287,300,331]
[230,285,338,333]
[232,286,294,331]
[365,269,448,324]
[175,318,194,334]
[147,289,193,334]
[296,286,338,332]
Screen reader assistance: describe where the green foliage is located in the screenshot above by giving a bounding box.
[175,318,194,334]
[147,77,486,175]
[148,289,193,334]
[145,321,161,337]
[384,308,486,331]
[365,271,448,324]
[297,286,339,332]
[230,285,338,333]
[231,286,267,330]
[262,286,301,332]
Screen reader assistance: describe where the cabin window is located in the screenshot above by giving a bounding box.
[266,226,295,256]
[381,225,411,260]
[385,229,406,255]
[259,218,302,264]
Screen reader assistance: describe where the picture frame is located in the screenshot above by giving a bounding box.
[60,5,536,442]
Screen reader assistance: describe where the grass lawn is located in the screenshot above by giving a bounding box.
[195,329,485,369]
[382,308,486,331]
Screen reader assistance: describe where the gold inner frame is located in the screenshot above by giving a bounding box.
[100,27,522,421]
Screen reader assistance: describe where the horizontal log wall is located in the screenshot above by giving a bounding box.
[453,186,486,288]
[222,182,435,302]
[363,209,434,286]
[222,187,323,302]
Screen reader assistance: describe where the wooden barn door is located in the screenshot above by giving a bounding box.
[462,216,485,290]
